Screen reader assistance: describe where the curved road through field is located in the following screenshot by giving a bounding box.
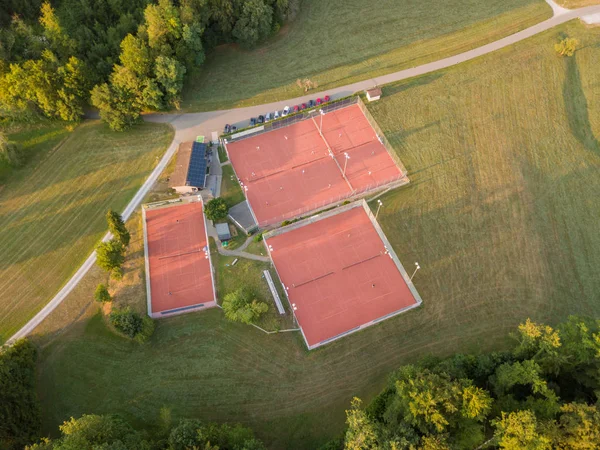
[7,1,600,344]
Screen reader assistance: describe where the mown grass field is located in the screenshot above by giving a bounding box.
[36,21,600,450]
[182,0,551,111]
[0,121,173,343]
[0,121,70,182]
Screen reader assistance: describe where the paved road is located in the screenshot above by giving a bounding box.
[6,2,600,344]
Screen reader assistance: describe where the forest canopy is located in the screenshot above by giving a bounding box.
[0,0,299,129]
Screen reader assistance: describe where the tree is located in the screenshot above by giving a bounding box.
[555,37,579,57]
[90,82,141,131]
[493,410,551,450]
[94,284,112,303]
[168,419,203,450]
[344,398,379,450]
[119,34,151,77]
[144,0,182,52]
[39,1,75,59]
[513,318,563,375]
[0,339,41,450]
[55,56,87,122]
[96,238,125,277]
[52,414,143,450]
[106,210,130,247]
[204,197,229,221]
[232,0,273,47]
[550,403,600,449]
[222,288,268,324]
[154,56,186,109]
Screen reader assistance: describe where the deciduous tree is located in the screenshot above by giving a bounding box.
[96,238,125,276]
[204,197,229,221]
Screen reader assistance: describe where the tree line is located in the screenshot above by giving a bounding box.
[0,0,299,130]
[323,316,600,449]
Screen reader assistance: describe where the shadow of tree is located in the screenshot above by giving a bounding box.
[563,54,600,155]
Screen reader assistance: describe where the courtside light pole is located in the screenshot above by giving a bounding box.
[343,152,350,176]
[410,262,421,281]
[375,199,383,220]
[292,303,298,326]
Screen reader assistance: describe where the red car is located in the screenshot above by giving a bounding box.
[316,98,322,105]
[293,105,300,112]
[324,95,331,102]
[300,103,307,110]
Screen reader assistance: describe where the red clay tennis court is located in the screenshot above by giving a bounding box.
[143,202,216,317]
[265,202,421,349]
[225,104,404,226]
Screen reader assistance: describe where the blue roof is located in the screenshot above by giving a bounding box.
[186,142,207,187]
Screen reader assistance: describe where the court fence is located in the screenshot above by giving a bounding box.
[222,96,359,144]
[257,172,408,228]
[356,95,408,176]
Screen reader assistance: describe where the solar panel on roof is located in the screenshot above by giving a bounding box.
[186,142,207,187]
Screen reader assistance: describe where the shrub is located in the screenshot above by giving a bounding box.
[109,308,143,338]
[281,220,291,226]
[204,197,229,221]
[94,284,111,303]
[253,232,264,242]
[134,316,155,343]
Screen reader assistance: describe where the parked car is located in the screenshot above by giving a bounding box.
[250,117,257,126]
[265,112,272,122]
[274,110,280,119]
[231,125,238,132]
[308,99,316,108]
[316,97,323,105]
[324,95,331,102]
[293,105,300,113]
[224,124,231,133]
[300,103,307,110]
[258,115,265,124]
[282,106,290,116]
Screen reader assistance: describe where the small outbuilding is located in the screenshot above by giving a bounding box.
[169,142,208,194]
[366,87,382,102]
[215,223,232,241]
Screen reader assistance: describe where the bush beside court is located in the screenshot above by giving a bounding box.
[34,21,600,450]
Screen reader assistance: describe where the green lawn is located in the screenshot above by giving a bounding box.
[36,20,600,450]
[220,164,245,208]
[0,121,173,343]
[182,0,551,111]
[0,121,71,183]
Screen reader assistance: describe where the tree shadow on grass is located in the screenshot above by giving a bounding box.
[563,54,600,155]
[382,72,444,97]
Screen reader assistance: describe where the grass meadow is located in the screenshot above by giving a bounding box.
[182,0,551,111]
[35,20,600,450]
[0,121,173,343]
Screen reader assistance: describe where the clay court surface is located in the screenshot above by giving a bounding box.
[226,104,403,226]
[266,206,418,348]
[145,202,215,316]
